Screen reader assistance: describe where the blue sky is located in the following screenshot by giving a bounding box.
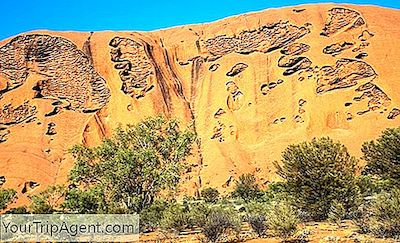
[2,0,398,40]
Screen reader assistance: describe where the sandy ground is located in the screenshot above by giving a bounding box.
[140,221,397,242]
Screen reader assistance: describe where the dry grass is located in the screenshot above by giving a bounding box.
[140,221,398,242]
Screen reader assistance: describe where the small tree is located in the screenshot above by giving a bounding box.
[232,174,262,202]
[275,137,358,221]
[267,200,299,239]
[245,201,269,237]
[68,116,196,213]
[261,182,291,202]
[201,187,220,203]
[328,200,346,226]
[0,189,16,210]
[62,186,106,213]
[140,200,167,232]
[362,127,400,185]
[353,189,400,238]
[160,203,189,233]
[187,201,210,228]
[29,185,66,214]
[5,206,28,214]
[202,206,241,243]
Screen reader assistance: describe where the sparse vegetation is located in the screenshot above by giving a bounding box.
[29,185,65,214]
[275,137,359,221]
[5,206,28,214]
[354,189,400,238]
[232,173,263,202]
[266,199,299,239]
[0,188,16,210]
[202,206,241,243]
[261,182,291,203]
[140,200,168,232]
[19,121,400,241]
[201,187,220,203]
[186,201,210,228]
[160,202,190,233]
[362,127,400,185]
[245,201,269,237]
[62,186,105,213]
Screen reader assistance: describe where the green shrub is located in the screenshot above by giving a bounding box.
[29,185,66,214]
[356,175,394,198]
[140,200,167,232]
[201,187,220,203]
[245,201,269,237]
[202,206,241,242]
[62,186,106,213]
[266,200,299,239]
[0,189,16,210]
[328,200,346,225]
[141,201,210,233]
[353,189,400,238]
[5,206,28,214]
[160,203,189,233]
[261,182,290,203]
[186,202,210,228]
[275,137,359,221]
[362,127,400,184]
[69,116,196,213]
[232,174,263,202]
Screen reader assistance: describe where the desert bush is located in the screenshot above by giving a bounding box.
[29,185,66,214]
[266,199,299,239]
[245,201,269,237]
[69,116,196,213]
[362,127,400,185]
[141,200,210,233]
[62,186,106,213]
[244,182,294,237]
[353,189,400,238]
[261,182,291,202]
[275,137,359,221]
[160,202,190,233]
[232,174,263,202]
[139,200,167,232]
[0,189,16,210]
[201,187,220,203]
[186,201,210,228]
[5,206,28,214]
[327,200,346,225]
[202,206,241,243]
[355,174,394,198]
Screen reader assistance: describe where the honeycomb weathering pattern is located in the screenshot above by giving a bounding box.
[323,41,354,56]
[0,101,37,126]
[0,34,110,111]
[0,4,398,203]
[280,43,310,56]
[278,56,313,76]
[321,7,365,36]
[203,21,311,56]
[109,36,155,99]
[354,82,391,112]
[316,59,377,93]
[226,63,248,77]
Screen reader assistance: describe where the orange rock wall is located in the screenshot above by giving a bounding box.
[0,4,399,203]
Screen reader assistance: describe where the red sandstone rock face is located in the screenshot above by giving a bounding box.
[0,4,399,204]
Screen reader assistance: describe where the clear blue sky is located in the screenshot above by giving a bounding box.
[2,0,398,40]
